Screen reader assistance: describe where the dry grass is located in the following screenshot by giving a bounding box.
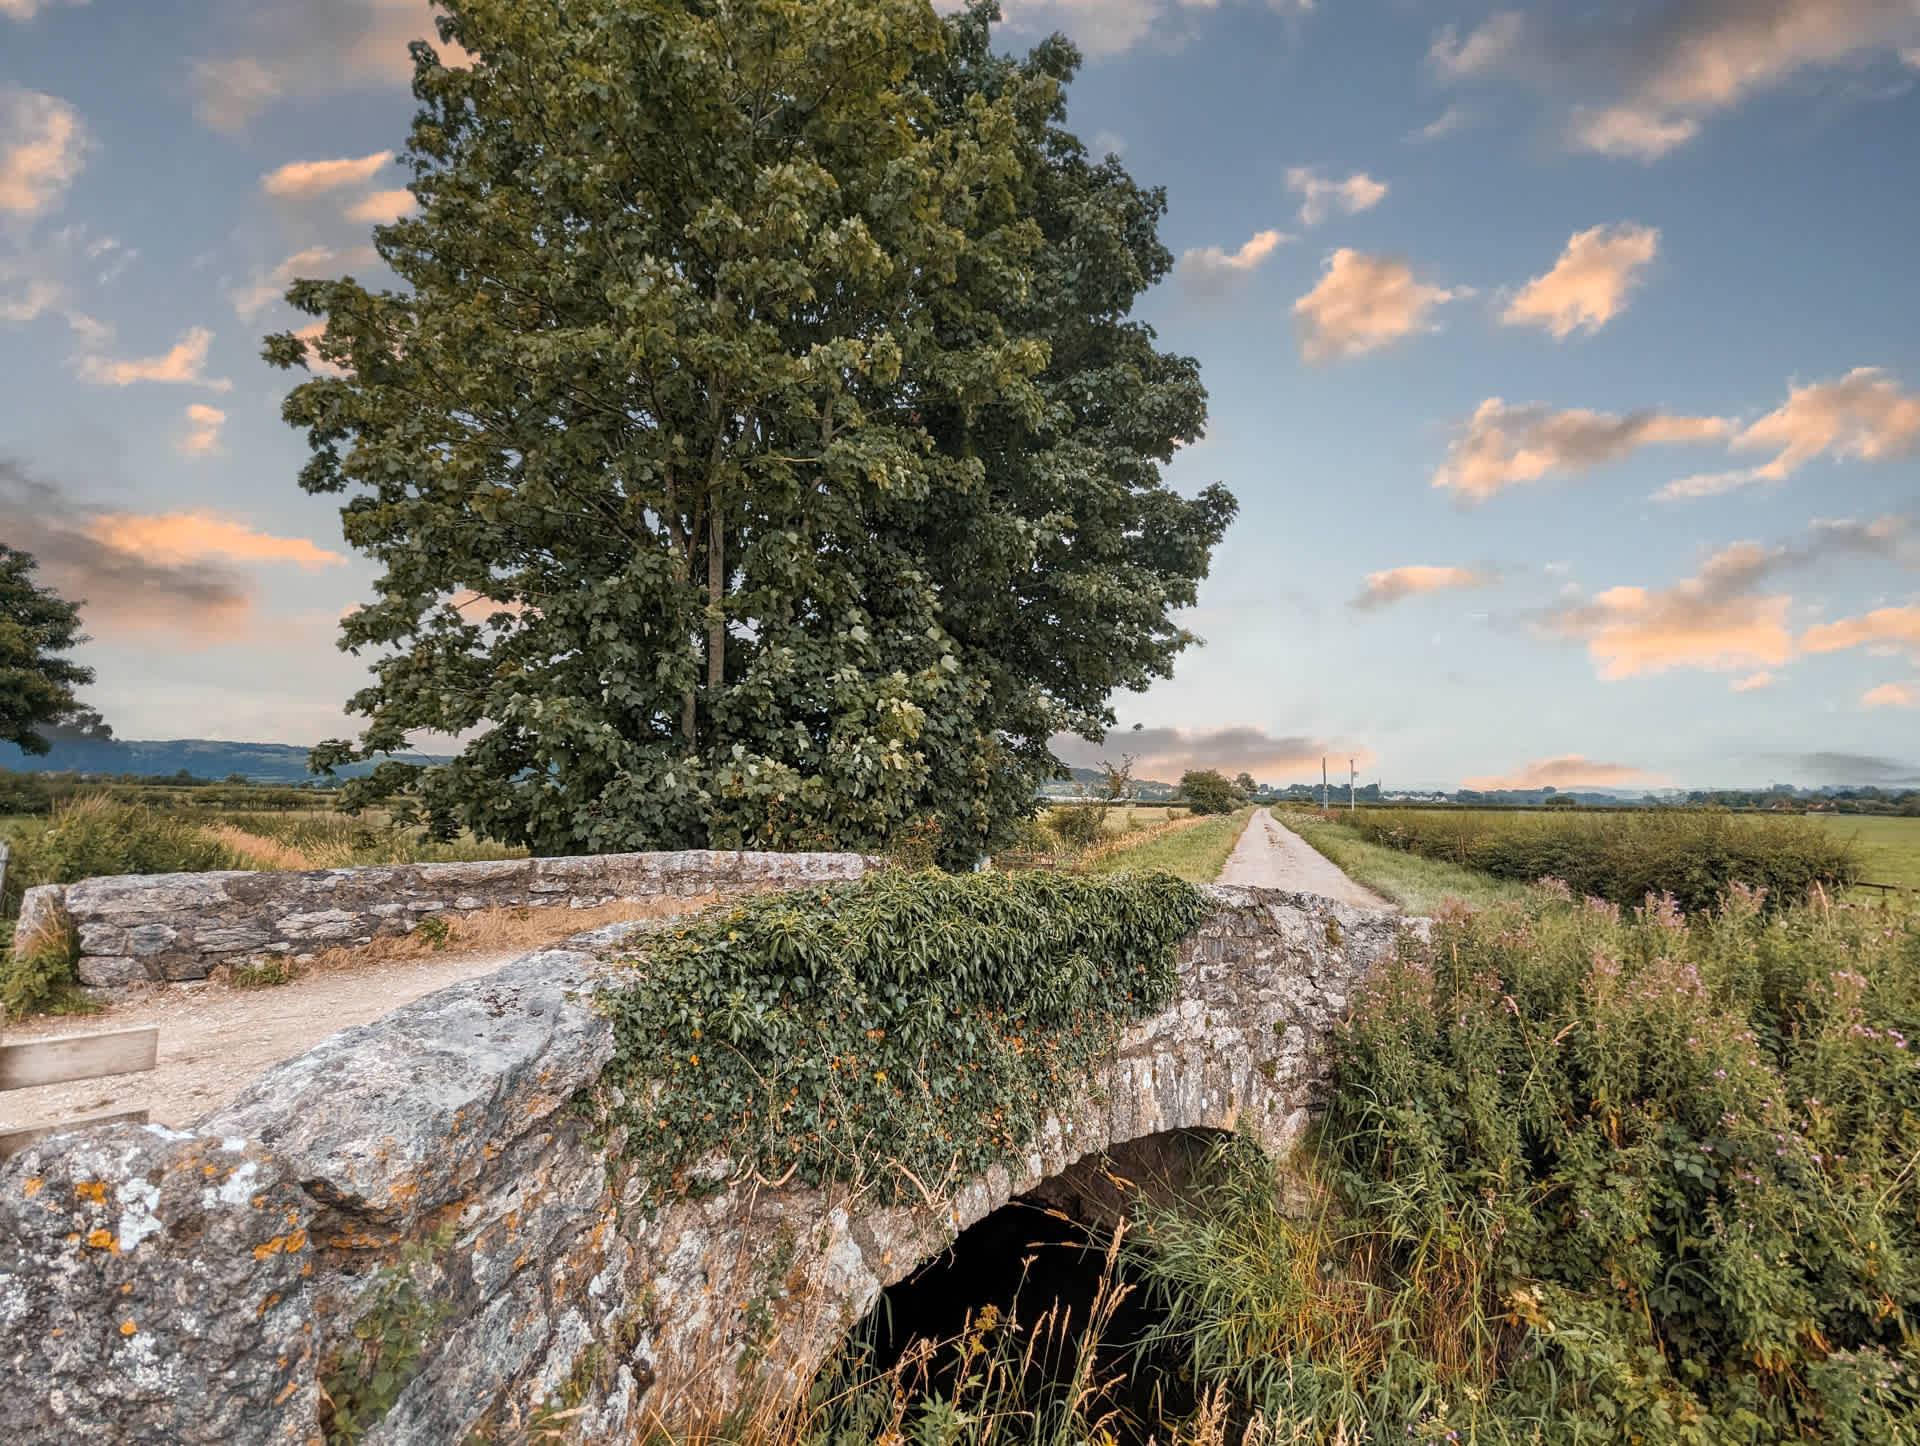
[204,823,318,871]
[263,894,732,982]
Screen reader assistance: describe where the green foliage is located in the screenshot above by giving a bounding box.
[599,869,1206,1203]
[24,796,234,885]
[408,915,452,950]
[321,1227,456,1444]
[270,0,1231,869]
[232,955,295,988]
[1337,807,1859,914]
[1287,811,1535,915]
[1046,803,1104,849]
[0,543,96,757]
[1177,770,1238,816]
[1304,893,1920,1441]
[0,915,91,1019]
[1081,806,1253,883]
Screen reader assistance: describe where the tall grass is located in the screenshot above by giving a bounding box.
[1082,807,1256,883]
[1336,807,1859,913]
[1285,812,1532,914]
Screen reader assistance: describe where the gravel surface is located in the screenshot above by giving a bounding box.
[1218,808,1395,910]
[1,948,528,1133]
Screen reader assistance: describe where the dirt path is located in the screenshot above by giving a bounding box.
[1,948,528,1134]
[1218,808,1394,910]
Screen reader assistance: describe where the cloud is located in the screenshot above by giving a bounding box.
[1731,671,1775,692]
[1781,750,1920,785]
[963,0,1316,58]
[1428,11,1529,80]
[1802,604,1920,660]
[1657,367,1920,499]
[230,244,381,320]
[1406,105,1474,142]
[1502,223,1659,338]
[1539,516,1916,678]
[1351,564,1496,611]
[262,150,392,197]
[1178,228,1289,297]
[1286,167,1388,226]
[1050,725,1368,783]
[0,88,89,216]
[1862,681,1919,708]
[0,459,339,642]
[79,326,232,391]
[1433,398,1728,502]
[292,320,351,377]
[177,404,227,458]
[0,0,85,18]
[345,188,416,223]
[1461,754,1668,792]
[1294,249,1460,362]
[1569,104,1703,160]
[194,0,472,134]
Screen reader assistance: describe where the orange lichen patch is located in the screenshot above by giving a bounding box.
[301,1261,313,1277]
[74,1181,108,1204]
[120,1282,134,1294]
[252,1232,308,1261]
[285,1229,308,1252]
[86,1228,117,1251]
[21,1178,44,1200]
[256,1291,283,1318]
[119,1320,137,1337]
[273,1380,300,1407]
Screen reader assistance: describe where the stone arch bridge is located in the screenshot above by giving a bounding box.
[0,881,1423,1444]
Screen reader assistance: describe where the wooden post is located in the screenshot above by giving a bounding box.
[1321,757,1327,810]
[1349,759,1356,812]
[0,840,9,908]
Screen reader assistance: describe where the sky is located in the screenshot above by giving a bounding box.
[3,0,1919,793]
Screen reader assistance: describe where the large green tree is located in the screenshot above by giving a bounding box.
[0,544,96,756]
[270,0,1233,864]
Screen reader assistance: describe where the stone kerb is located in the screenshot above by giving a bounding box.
[0,886,1426,1444]
[13,848,881,988]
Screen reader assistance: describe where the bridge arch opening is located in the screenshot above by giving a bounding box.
[840,1128,1233,1437]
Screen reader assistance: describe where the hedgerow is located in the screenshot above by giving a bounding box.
[1334,807,1858,914]
[597,869,1208,1206]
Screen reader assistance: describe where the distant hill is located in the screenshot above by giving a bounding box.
[0,737,446,783]
[1039,766,1182,801]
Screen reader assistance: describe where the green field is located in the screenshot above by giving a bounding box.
[1806,814,1920,897]
[1081,806,1253,882]
[1284,810,1534,913]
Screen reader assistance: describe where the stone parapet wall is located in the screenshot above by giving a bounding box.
[13,849,880,988]
[0,887,1426,1444]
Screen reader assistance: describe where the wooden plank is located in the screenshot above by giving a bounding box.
[0,1108,150,1163]
[0,1027,159,1091]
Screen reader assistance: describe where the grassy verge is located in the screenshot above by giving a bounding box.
[1080,807,1254,883]
[1807,814,1920,908]
[1284,810,1531,914]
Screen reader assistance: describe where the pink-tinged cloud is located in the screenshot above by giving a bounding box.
[1862,682,1918,709]
[176,404,226,458]
[0,87,88,215]
[230,244,380,320]
[291,320,351,378]
[1801,604,1920,660]
[1503,223,1659,338]
[262,150,392,197]
[1294,249,1461,362]
[1569,105,1701,160]
[83,511,345,570]
[1352,564,1495,611]
[1286,167,1388,225]
[346,187,415,223]
[1461,754,1670,791]
[1180,229,1290,296]
[79,326,232,391]
[1433,398,1727,501]
[1730,671,1775,693]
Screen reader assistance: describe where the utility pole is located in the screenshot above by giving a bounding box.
[1349,758,1356,812]
[1321,757,1327,810]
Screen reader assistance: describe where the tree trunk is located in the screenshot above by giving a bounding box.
[707,504,725,691]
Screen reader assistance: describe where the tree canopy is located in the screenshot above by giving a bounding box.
[269,0,1234,865]
[0,544,96,757]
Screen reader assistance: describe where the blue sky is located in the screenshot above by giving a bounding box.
[3,0,1919,791]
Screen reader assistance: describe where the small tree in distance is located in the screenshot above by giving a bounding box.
[0,544,96,756]
[1179,769,1238,815]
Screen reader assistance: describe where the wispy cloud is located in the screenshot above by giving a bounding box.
[176,404,226,458]
[1050,725,1367,783]
[1862,681,1919,708]
[1179,228,1289,297]
[1286,167,1388,226]
[344,188,415,223]
[1351,564,1496,611]
[1502,223,1659,339]
[0,0,86,19]
[959,0,1318,59]
[1405,104,1474,142]
[0,459,341,642]
[1461,754,1668,792]
[1802,604,1920,661]
[1428,11,1529,81]
[1294,249,1461,362]
[79,326,232,391]
[262,150,392,197]
[229,244,380,320]
[1657,367,1920,499]
[1433,399,1727,502]
[0,88,89,216]
[1731,671,1775,692]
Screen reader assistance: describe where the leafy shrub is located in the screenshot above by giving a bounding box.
[600,869,1207,1204]
[1046,803,1104,848]
[1269,891,1917,1440]
[1337,807,1858,913]
[0,914,91,1018]
[1178,769,1239,815]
